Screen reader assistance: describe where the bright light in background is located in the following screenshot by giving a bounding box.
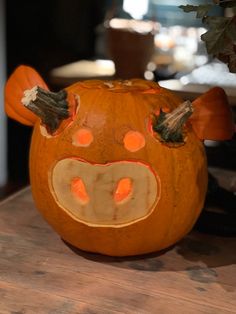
[123,0,149,20]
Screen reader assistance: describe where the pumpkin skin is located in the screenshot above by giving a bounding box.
[5,65,48,126]
[29,79,208,256]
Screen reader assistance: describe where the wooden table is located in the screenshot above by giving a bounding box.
[0,187,235,313]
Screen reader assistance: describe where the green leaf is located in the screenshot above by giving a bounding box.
[179,5,198,12]
[226,18,236,41]
[180,1,236,73]
[228,52,236,73]
[217,43,236,73]
[179,4,213,18]
[201,16,233,54]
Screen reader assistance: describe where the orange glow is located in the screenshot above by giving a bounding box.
[154,107,170,116]
[114,178,133,203]
[124,131,145,152]
[73,128,93,147]
[147,116,154,135]
[71,177,89,204]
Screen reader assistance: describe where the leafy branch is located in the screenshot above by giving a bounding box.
[179,0,236,72]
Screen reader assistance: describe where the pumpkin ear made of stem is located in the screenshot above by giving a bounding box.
[153,100,193,144]
[22,86,71,134]
[5,65,49,126]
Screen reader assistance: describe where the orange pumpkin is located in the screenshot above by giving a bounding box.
[4,66,234,256]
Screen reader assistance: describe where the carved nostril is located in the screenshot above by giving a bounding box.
[71,177,89,204]
[114,178,133,204]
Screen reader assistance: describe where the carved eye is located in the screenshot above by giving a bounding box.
[72,128,94,147]
[123,131,145,152]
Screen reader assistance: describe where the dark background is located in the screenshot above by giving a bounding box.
[6,0,108,185]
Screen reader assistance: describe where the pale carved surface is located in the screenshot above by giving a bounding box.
[50,158,160,227]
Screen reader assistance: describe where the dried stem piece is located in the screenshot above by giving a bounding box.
[22,86,69,134]
[153,100,193,143]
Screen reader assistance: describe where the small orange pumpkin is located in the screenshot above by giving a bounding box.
[4,66,234,256]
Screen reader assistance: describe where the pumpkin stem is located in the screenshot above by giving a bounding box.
[153,100,193,143]
[21,86,69,134]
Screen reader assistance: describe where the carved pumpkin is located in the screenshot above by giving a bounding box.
[5,66,234,256]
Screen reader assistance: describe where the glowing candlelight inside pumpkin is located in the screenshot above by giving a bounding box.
[114,178,133,203]
[71,177,89,204]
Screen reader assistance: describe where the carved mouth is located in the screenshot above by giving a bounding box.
[50,158,160,227]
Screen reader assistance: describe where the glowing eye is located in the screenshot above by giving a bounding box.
[114,178,133,204]
[123,131,145,152]
[71,177,89,204]
[72,128,93,147]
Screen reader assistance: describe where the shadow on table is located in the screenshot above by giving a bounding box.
[64,231,236,272]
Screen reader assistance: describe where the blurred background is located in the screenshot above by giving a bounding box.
[0,0,236,200]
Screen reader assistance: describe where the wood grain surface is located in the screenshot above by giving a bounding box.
[0,187,235,314]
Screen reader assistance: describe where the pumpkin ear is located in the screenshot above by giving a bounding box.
[190,87,235,141]
[5,65,49,126]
